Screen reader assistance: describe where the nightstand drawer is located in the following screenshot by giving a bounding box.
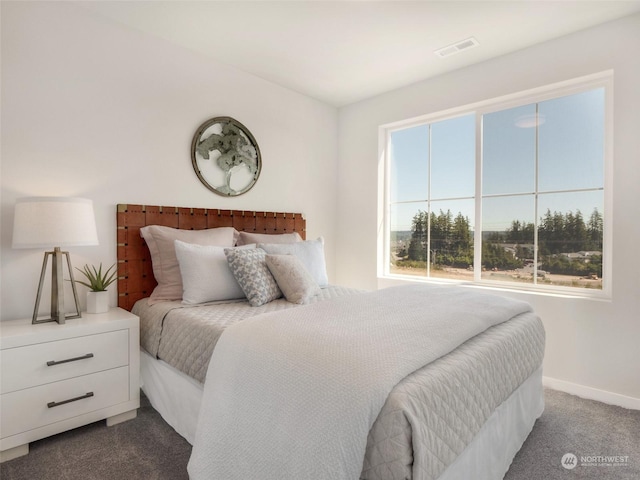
[1,329,129,394]
[0,366,130,439]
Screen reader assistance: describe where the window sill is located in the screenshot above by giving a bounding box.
[377,274,612,302]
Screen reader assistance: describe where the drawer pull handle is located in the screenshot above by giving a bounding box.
[47,392,94,408]
[46,353,94,366]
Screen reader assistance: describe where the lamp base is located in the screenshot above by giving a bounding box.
[32,247,82,324]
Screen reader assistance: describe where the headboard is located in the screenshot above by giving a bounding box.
[116,204,306,310]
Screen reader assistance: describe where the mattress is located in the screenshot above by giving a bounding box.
[134,286,544,480]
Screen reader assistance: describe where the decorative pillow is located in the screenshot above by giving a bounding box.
[265,254,320,304]
[236,231,302,246]
[258,237,328,286]
[175,241,256,305]
[225,248,282,307]
[140,225,237,304]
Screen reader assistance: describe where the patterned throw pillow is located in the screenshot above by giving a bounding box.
[225,248,282,307]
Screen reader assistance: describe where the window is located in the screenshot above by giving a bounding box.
[383,73,611,297]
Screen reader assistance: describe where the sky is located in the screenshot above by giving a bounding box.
[389,88,604,233]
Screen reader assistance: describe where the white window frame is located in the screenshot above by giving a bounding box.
[379,71,613,299]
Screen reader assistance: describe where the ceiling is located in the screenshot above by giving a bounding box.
[77,1,640,107]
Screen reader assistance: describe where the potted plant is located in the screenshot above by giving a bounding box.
[75,263,117,314]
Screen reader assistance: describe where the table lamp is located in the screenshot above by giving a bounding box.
[12,197,99,324]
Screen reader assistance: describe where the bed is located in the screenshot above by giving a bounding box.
[116,203,545,480]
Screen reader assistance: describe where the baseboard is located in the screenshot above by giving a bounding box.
[0,444,28,463]
[543,376,640,410]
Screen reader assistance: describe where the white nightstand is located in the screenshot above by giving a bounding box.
[0,308,140,462]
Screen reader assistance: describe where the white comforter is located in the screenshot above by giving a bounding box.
[188,284,532,480]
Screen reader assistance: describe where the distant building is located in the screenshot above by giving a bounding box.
[560,251,602,263]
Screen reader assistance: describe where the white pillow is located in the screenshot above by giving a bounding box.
[265,254,320,304]
[236,231,302,246]
[175,241,254,304]
[258,237,328,287]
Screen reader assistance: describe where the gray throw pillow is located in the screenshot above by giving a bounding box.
[225,248,282,307]
[265,254,321,304]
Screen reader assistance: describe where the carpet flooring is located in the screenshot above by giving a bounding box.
[1,388,638,480]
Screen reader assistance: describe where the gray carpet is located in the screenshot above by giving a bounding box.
[1,389,638,479]
[505,389,640,480]
[0,393,191,480]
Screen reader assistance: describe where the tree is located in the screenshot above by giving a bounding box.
[505,220,534,244]
[587,208,603,251]
[536,207,603,278]
[430,210,453,261]
[399,205,603,278]
[407,211,427,262]
[405,209,473,268]
[538,208,602,254]
[482,242,521,270]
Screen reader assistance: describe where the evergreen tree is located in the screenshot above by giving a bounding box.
[400,205,603,278]
[405,209,473,267]
[407,210,427,262]
[482,242,522,270]
[587,208,603,250]
[505,220,534,244]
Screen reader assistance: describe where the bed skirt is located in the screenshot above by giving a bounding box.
[140,349,543,479]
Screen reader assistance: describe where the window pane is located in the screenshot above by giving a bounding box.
[390,202,428,277]
[431,114,475,199]
[482,104,536,195]
[537,191,603,290]
[390,125,429,203]
[538,89,604,192]
[537,191,604,253]
[481,195,535,284]
[428,199,475,281]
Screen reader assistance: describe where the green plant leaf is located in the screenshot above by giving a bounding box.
[75,262,117,292]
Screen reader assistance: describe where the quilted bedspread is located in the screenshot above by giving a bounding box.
[133,285,359,383]
[361,310,544,480]
[187,284,541,480]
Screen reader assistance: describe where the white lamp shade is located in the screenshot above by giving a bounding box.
[12,197,99,249]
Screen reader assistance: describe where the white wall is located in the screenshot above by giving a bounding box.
[3,2,638,408]
[0,2,338,321]
[337,14,640,404]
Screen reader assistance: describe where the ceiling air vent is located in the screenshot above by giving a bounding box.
[434,37,479,58]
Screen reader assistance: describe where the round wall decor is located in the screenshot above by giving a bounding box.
[191,116,261,196]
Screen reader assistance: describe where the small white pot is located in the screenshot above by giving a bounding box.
[86,291,110,314]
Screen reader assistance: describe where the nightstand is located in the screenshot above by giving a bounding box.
[0,308,140,462]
